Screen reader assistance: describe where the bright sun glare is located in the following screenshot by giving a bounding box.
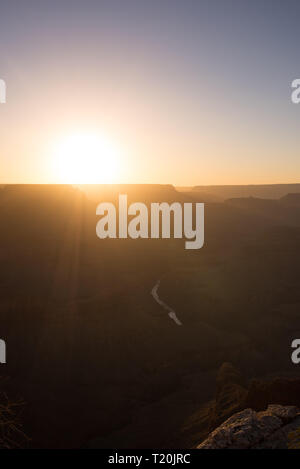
[52,133,121,184]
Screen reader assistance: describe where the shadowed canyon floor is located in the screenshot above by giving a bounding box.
[0,184,300,448]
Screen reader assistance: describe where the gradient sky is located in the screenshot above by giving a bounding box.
[0,0,299,185]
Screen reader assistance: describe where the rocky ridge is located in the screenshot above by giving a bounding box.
[198,405,300,449]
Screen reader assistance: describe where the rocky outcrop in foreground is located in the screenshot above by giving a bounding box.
[198,405,300,449]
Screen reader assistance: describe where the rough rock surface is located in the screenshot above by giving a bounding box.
[198,405,300,449]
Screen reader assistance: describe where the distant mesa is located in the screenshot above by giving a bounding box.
[192,184,300,201]
[280,193,300,206]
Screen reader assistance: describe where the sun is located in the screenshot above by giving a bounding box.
[51,133,121,184]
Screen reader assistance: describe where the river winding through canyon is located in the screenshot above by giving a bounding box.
[151,280,182,326]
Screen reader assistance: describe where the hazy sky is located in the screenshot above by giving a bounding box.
[0,0,299,185]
